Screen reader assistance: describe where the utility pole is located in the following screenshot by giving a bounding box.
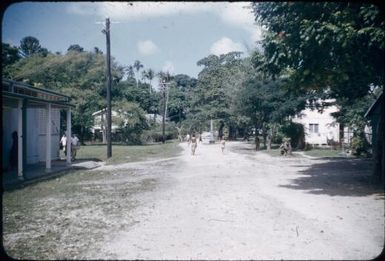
[102,17,112,158]
[161,77,171,144]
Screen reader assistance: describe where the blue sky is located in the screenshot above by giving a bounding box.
[2,2,262,79]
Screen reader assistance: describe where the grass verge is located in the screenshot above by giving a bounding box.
[72,140,182,164]
[303,148,346,158]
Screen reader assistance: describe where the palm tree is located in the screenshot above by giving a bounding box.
[141,69,148,86]
[133,60,144,88]
[146,68,155,93]
[125,65,135,79]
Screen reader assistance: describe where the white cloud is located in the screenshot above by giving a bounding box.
[217,2,261,42]
[210,37,245,56]
[162,61,175,74]
[67,2,210,20]
[137,40,158,56]
[67,2,262,42]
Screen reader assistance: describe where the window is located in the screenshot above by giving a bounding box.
[309,123,319,133]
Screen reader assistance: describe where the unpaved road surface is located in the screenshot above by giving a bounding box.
[3,141,384,260]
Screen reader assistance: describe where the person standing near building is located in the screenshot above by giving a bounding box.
[9,131,18,169]
[71,134,80,161]
[60,133,67,157]
[191,134,197,155]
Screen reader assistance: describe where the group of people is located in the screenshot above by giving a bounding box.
[60,133,80,160]
[185,133,226,156]
[279,139,292,156]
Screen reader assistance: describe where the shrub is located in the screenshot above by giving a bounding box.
[279,122,305,149]
[351,133,371,157]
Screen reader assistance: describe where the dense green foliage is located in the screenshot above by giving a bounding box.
[252,2,384,101]
[252,2,384,180]
[113,100,149,145]
[2,43,21,70]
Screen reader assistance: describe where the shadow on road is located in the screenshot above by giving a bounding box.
[281,158,384,197]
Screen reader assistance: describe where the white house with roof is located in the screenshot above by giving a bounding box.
[90,109,164,142]
[293,101,355,146]
[293,102,340,146]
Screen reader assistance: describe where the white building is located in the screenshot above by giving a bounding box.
[90,109,164,141]
[2,79,73,179]
[293,103,340,146]
[91,109,120,135]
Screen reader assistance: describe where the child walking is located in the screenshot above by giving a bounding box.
[220,136,226,154]
[191,134,197,155]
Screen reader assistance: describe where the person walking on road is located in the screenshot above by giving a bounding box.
[191,134,197,155]
[186,133,191,147]
[220,136,226,154]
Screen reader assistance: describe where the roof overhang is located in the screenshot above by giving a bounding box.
[2,79,74,108]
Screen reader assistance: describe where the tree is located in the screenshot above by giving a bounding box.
[191,52,246,139]
[166,74,197,125]
[133,60,144,88]
[19,36,42,57]
[142,68,155,92]
[67,44,84,53]
[252,2,384,180]
[235,76,307,149]
[252,2,384,100]
[113,100,149,144]
[115,79,152,112]
[125,65,135,79]
[2,43,21,75]
[167,82,187,124]
[174,74,197,89]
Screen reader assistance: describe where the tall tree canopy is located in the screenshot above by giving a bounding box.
[252,2,384,100]
[67,44,84,53]
[189,52,246,136]
[166,74,197,124]
[2,43,21,72]
[19,36,44,57]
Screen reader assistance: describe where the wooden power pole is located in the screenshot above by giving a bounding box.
[103,17,112,158]
[161,78,170,144]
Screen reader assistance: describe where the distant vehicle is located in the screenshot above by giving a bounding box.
[201,131,215,144]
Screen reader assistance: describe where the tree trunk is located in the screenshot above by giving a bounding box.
[267,134,272,150]
[179,110,182,124]
[262,128,267,149]
[339,123,344,149]
[255,125,260,151]
[373,99,384,184]
[80,125,85,145]
[218,121,225,139]
[229,125,236,140]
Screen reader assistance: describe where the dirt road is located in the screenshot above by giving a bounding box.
[95,141,384,260]
[3,141,384,260]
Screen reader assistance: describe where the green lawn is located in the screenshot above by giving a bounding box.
[261,147,346,158]
[71,141,183,165]
[303,148,346,158]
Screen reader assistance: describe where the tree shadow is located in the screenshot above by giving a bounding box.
[280,158,384,197]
